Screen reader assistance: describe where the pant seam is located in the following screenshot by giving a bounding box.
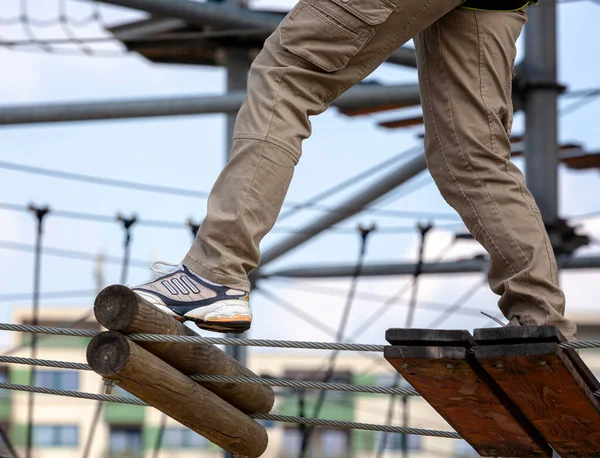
[216,60,299,277]
[475,11,530,271]
[476,11,552,325]
[234,132,300,163]
[325,0,436,102]
[425,19,515,275]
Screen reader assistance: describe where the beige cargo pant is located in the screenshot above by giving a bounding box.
[183,0,577,340]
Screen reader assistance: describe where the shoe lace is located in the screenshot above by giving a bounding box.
[150,261,182,276]
[480,311,507,327]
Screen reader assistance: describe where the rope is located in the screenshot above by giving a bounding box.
[1,322,599,351]
[0,356,419,396]
[0,383,459,439]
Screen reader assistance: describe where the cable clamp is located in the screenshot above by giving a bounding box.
[102,378,119,395]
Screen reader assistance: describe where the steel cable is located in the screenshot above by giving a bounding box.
[1,322,599,350]
[0,355,418,396]
[0,383,459,439]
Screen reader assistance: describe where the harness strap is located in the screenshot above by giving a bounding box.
[460,0,536,11]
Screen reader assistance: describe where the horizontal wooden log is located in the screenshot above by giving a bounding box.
[474,326,600,457]
[87,331,268,458]
[94,285,274,414]
[385,329,551,457]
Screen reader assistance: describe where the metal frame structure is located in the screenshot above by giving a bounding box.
[1,0,596,456]
[0,83,422,125]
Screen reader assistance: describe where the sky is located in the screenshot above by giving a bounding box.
[0,0,600,360]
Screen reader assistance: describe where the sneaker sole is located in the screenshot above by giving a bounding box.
[194,317,252,334]
[134,290,252,334]
[172,313,252,334]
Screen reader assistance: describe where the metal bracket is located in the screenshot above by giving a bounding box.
[103,378,119,395]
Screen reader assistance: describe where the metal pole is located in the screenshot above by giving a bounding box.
[98,0,282,30]
[299,225,375,457]
[225,49,249,159]
[0,84,421,126]
[402,395,409,458]
[224,51,249,365]
[524,0,560,227]
[256,153,427,269]
[95,0,417,68]
[377,224,431,458]
[26,205,49,458]
[260,255,600,278]
[222,15,249,458]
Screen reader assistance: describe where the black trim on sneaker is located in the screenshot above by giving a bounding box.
[132,266,247,316]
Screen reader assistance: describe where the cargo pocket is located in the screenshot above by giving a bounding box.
[280,0,396,73]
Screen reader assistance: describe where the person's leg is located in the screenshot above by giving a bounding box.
[414,8,577,340]
[135,0,464,333]
[183,0,462,291]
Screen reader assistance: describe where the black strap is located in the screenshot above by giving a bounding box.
[461,0,533,10]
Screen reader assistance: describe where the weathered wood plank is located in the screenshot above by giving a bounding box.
[475,325,600,394]
[474,326,565,346]
[386,328,474,347]
[94,284,274,414]
[384,330,551,457]
[475,334,600,457]
[87,331,268,458]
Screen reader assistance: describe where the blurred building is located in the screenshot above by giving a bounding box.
[1,307,598,458]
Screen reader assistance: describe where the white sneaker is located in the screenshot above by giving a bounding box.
[132,262,252,334]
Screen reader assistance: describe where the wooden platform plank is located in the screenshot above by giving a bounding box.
[474,325,565,346]
[474,326,600,393]
[384,329,551,457]
[475,327,600,457]
[386,328,474,347]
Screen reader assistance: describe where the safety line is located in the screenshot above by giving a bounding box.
[0,202,450,235]
[0,356,418,396]
[192,375,419,396]
[0,322,598,351]
[0,161,459,221]
[0,323,385,352]
[0,383,459,439]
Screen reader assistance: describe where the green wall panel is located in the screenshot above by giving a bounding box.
[10,369,30,385]
[11,424,26,447]
[104,404,145,425]
[20,335,91,348]
[281,395,354,422]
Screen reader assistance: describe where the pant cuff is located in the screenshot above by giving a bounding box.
[182,255,251,292]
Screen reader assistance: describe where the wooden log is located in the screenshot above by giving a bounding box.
[384,329,551,457]
[87,331,268,458]
[94,284,274,414]
[474,326,600,458]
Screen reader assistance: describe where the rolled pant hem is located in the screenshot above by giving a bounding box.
[182,255,251,292]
